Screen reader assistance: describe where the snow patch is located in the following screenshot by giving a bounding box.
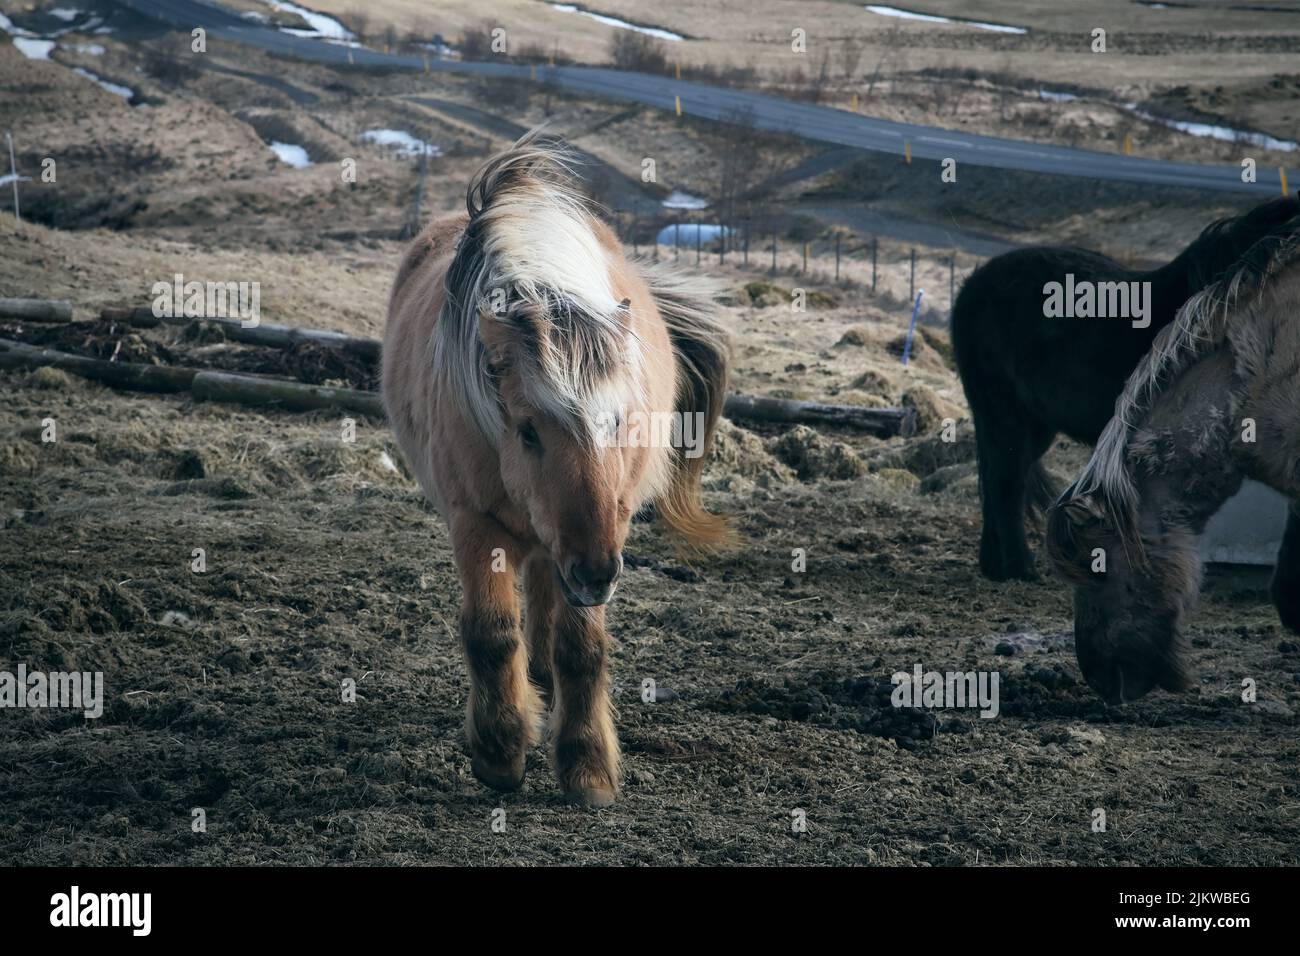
[662,190,708,210]
[656,222,730,247]
[13,37,55,59]
[360,129,439,158]
[269,141,313,168]
[264,1,353,41]
[1125,104,1298,152]
[73,67,134,100]
[550,4,683,42]
[865,5,1027,35]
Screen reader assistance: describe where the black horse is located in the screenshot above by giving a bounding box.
[951,196,1300,582]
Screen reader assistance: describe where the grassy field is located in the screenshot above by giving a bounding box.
[232,0,1300,147]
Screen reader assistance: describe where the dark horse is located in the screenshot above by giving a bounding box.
[951,196,1300,581]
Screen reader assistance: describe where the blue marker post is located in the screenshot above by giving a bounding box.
[902,290,925,366]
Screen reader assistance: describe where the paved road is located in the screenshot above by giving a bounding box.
[402,95,661,214]
[114,0,1290,195]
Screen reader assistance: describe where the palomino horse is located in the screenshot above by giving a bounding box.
[1047,223,1300,704]
[952,197,1300,581]
[382,133,731,805]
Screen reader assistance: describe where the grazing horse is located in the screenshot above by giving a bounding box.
[382,133,731,805]
[1047,223,1300,704]
[951,197,1300,581]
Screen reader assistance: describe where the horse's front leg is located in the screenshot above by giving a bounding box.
[523,551,558,704]
[450,513,543,791]
[1271,502,1300,632]
[552,602,619,806]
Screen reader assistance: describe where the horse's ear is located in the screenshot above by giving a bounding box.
[477,307,514,366]
[1061,494,1107,528]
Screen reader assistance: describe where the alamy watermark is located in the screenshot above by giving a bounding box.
[891,664,1000,718]
[593,410,708,459]
[0,665,103,718]
[151,272,260,328]
[1043,274,1151,329]
[50,886,150,936]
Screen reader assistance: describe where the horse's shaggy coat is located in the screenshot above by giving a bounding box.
[1048,220,1300,703]
[951,197,1300,581]
[382,133,730,804]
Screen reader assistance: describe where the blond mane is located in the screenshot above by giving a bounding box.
[433,131,638,445]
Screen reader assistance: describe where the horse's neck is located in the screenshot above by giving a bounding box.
[1133,351,1246,534]
[1147,227,1262,316]
[1146,253,1204,317]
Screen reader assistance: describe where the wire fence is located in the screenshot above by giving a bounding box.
[612,210,978,322]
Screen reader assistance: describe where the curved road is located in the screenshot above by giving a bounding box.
[115,0,1289,195]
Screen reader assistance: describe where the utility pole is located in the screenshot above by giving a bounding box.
[5,131,19,222]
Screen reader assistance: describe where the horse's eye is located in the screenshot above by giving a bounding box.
[518,421,542,454]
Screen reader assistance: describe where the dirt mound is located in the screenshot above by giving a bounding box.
[706,419,795,488]
[767,425,868,481]
[901,383,961,434]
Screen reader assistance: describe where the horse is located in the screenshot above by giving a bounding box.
[381,133,732,806]
[951,196,1300,581]
[1046,221,1300,704]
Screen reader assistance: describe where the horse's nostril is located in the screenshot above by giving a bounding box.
[570,554,622,591]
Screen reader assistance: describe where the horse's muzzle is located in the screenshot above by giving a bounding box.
[560,554,623,607]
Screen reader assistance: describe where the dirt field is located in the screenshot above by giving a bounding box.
[2,1,1299,866]
[4,289,1299,866]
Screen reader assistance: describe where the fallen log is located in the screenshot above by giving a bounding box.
[100,307,382,359]
[723,393,916,438]
[191,370,385,417]
[3,331,916,436]
[0,338,197,392]
[0,298,74,322]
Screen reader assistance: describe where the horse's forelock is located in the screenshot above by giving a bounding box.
[434,131,639,447]
[506,295,643,444]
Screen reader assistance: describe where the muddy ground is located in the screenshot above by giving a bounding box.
[2,299,1298,866]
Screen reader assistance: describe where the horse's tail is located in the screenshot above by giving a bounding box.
[1025,460,1058,523]
[642,264,737,553]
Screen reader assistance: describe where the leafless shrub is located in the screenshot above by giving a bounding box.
[477,76,532,112]
[609,31,667,74]
[341,9,370,42]
[140,37,201,86]
[809,48,831,103]
[459,22,495,61]
[840,38,864,80]
[706,108,803,244]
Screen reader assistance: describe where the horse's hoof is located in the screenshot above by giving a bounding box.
[472,755,526,792]
[980,560,1038,583]
[565,786,617,808]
